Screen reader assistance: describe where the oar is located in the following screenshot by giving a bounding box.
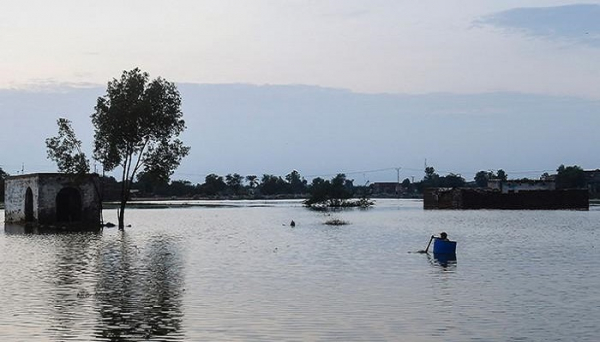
[424,235,435,253]
[415,235,435,253]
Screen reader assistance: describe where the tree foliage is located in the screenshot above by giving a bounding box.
[556,164,585,189]
[286,170,307,194]
[46,118,90,174]
[225,173,244,195]
[304,173,370,208]
[423,167,465,188]
[92,68,190,228]
[200,174,226,195]
[474,169,508,187]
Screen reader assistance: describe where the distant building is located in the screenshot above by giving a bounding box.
[370,182,402,196]
[4,173,101,226]
[584,169,600,197]
[488,179,556,193]
[424,187,588,210]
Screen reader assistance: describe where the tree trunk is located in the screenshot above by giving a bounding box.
[118,200,126,230]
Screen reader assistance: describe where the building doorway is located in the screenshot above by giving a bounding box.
[25,187,34,222]
[56,187,82,222]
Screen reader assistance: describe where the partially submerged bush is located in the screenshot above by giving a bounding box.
[324,218,349,226]
[304,173,374,209]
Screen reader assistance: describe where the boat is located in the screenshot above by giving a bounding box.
[432,238,457,255]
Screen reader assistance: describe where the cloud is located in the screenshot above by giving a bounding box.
[477,4,600,47]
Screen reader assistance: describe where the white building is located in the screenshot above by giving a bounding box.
[488,179,556,194]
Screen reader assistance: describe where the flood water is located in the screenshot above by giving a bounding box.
[1,199,599,341]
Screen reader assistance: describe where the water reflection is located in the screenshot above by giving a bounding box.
[429,253,457,269]
[48,232,99,340]
[3,225,185,341]
[94,232,185,341]
[4,223,101,234]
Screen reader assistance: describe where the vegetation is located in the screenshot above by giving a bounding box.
[474,169,507,187]
[45,68,189,230]
[46,118,90,174]
[304,174,373,208]
[324,218,349,226]
[556,165,586,189]
[420,167,466,190]
[92,68,190,229]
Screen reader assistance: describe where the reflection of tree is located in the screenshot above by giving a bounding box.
[47,233,100,340]
[94,233,184,341]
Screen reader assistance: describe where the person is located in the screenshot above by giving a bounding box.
[290,220,296,227]
[439,232,449,241]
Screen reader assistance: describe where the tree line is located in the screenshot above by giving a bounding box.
[1,163,589,203]
[131,170,370,201]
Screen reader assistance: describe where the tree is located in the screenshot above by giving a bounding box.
[496,169,508,181]
[260,174,286,195]
[556,165,586,189]
[46,118,90,174]
[304,174,371,208]
[92,68,190,229]
[439,173,465,188]
[423,167,440,187]
[200,174,226,196]
[474,170,491,187]
[245,175,258,188]
[285,170,307,194]
[136,170,168,196]
[225,173,244,195]
[330,173,352,201]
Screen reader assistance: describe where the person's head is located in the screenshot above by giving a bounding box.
[440,232,448,240]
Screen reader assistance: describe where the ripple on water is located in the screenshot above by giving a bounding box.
[1,201,600,341]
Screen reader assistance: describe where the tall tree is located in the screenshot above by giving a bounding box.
[92,68,190,229]
[46,118,90,174]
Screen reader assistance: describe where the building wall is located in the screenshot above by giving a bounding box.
[488,180,556,193]
[4,175,40,222]
[4,173,100,225]
[424,188,588,210]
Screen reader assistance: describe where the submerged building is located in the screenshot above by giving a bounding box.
[424,187,588,210]
[4,173,101,226]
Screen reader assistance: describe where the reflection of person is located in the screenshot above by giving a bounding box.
[439,232,449,241]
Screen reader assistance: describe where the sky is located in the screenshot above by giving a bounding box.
[1,1,600,183]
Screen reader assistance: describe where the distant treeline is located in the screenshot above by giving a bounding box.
[0,164,590,202]
[105,170,370,201]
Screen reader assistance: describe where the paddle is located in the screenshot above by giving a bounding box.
[416,235,435,254]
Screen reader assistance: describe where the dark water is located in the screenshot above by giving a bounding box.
[1,199,599,341]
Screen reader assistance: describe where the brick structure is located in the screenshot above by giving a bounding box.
[424,187,588,210]
[4,173,100,226]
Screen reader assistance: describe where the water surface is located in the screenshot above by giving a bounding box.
[1,199,599,341]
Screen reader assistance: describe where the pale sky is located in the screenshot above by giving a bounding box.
[2,1,600,183]
[2,1,600,98]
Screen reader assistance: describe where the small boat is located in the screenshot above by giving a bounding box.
[433,238,457,255]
